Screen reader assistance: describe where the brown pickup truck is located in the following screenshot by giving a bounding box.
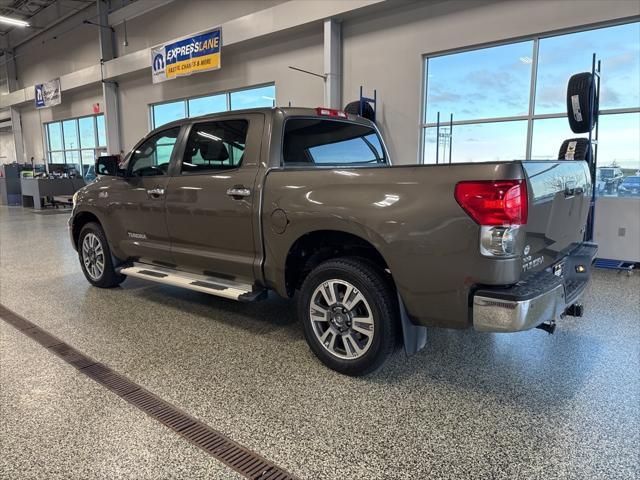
[70,106,597,375]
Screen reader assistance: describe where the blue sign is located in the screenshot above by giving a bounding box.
[152,27,221,84]
[34,78,61,109]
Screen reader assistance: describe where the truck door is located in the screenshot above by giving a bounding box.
[105,126,181,265]
[164,115,264,282]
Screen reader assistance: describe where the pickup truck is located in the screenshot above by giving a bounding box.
[70,106,597,375]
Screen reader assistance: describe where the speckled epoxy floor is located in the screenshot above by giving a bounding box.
[1,206,639,480]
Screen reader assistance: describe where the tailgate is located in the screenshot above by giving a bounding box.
[522,161,591,272]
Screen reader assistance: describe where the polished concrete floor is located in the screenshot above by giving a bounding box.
[1,205,639,480]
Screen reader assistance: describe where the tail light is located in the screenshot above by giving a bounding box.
[454,180,527,226]
[455,180,528,258]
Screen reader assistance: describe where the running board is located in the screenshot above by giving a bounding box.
[118,263,267,302]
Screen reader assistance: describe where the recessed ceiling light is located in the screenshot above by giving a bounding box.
[0,15,30,27]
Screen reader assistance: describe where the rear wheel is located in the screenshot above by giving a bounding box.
[78,222,125,288]
[298,257,398,376]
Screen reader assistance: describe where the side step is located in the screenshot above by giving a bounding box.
[118,263,267,302]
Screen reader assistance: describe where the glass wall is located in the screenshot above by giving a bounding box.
[45,114,107,180]
[151,84,275,129]
[422,21,640,198]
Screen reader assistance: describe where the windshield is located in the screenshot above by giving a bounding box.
[623,176,640,185]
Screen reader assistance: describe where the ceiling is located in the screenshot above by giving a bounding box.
[0,0,57,35]
[0,0,98,36]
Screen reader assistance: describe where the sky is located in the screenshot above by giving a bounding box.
[423,21,640,169]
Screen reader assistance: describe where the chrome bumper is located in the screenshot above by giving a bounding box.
[473,284,567,332]
[472,242,597,333]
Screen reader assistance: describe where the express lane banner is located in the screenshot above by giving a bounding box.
[151,27,221,84]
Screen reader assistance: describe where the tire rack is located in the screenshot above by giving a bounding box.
[585,52,601,242]
[356,86,377,123]
[434,112,454,164]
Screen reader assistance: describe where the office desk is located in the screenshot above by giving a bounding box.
[20,178,85,210]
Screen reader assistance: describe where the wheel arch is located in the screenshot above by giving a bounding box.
[283,229,391,297]
[71,210,103,250]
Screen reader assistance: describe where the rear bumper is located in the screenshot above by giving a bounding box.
[472,242,598,332]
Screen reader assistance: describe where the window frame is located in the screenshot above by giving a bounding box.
[179,118,250,175]
[149,83,275,130]
[280,116,391,169]
[127,126,182,177]
[419,18,640,164]
[44,114,107,175]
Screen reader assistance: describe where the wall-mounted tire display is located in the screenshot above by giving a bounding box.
[566,72,599,134]
[558,137,592,161]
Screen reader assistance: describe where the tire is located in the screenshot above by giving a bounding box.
[298,257,398,376]
[558,138,591,161]
[566,72,598,134]
[344,100,375,121]
[78,222,125,288]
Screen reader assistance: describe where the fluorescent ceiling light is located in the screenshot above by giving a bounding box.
[0,15,30,27]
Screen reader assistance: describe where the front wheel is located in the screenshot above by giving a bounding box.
[78,222,125,288]
[298,257,399,376]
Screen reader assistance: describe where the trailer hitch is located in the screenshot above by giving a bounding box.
[536,321,556,335]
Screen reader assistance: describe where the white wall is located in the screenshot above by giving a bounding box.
[14,6,100,89]
[113,0,286,57]
[19,85,103,164]
[342,0,640,164]
[118,27,323,151]
[595,197,640,261]
[0,131,16,164]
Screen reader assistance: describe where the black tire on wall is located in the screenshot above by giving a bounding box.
[344,100,375,121]
[558,138,592,161]
[566,72,599,134]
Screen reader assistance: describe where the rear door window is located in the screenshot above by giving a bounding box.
[181,120,248,173]
[282,118,387,167]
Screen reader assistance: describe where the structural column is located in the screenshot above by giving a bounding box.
[97,0,121,154]
[323,19,342,110]
[3,50,26,164]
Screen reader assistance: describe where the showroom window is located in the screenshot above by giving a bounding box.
[151,84,275,129]
[45,114,107,179]
[421,21,640,197]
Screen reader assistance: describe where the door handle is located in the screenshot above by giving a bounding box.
[147,187,165,198]
[226,186,251,198]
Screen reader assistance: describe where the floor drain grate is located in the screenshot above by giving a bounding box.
[48,343,96,369]
[0,305,36,331]
[81,363,140,396]
[22,327,64,348]
[0,304,299,480]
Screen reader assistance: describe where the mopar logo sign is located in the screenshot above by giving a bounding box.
[153,52,165,72]
[35,84,45,108]
[151,47,166,83]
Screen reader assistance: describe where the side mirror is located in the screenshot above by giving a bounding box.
[95,155,124,177]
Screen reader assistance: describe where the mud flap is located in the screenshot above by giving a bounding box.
[397,292,427,355]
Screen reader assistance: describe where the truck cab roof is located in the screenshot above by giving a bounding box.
[148,106,374,137]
